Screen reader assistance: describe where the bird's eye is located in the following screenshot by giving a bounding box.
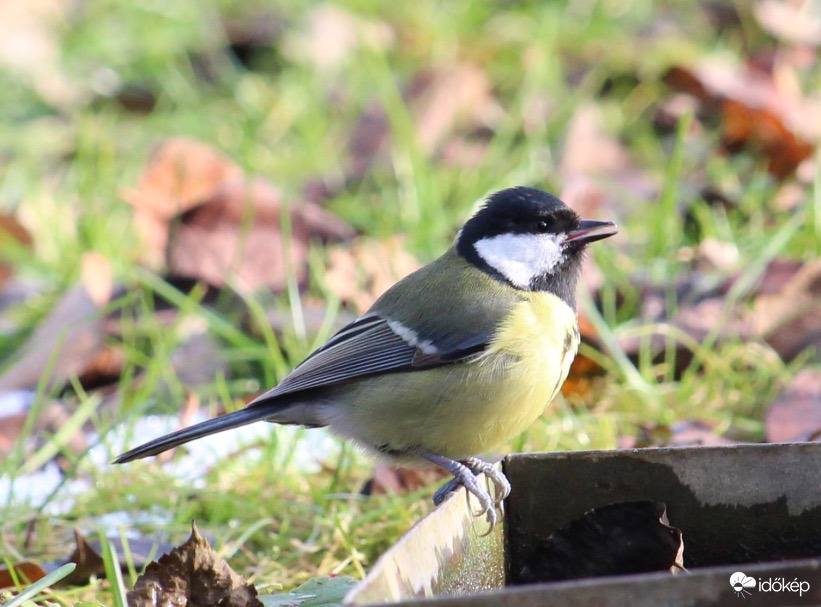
[536,220,550,232]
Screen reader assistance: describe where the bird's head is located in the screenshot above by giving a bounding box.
[457,187,617,298]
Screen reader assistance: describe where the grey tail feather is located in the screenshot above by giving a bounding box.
[113,405,280,464]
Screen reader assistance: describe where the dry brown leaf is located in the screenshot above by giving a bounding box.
[77,344,126,391]
[0,285,106,392]
[123,138,244,220]
[123,138,355,291]
[128,523,261,607]
[167,177,355,291]
[663,60,818,179]
[561,351,604,400]
[121,138,245,267]
[722,98,815,180]
[57,530,177,587]
[324,236,420,313]
[62,529,106,586]
[765,369,821,442]
[0,561,46,589]
[753,260,821,361]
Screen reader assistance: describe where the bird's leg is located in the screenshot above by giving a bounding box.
[418,451,497,529]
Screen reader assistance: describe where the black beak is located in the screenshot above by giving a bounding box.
[565,219,618,245]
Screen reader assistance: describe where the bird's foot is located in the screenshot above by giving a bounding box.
[423,452,506,531]
[462,456,511,508]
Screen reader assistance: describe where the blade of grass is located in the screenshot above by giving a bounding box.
[1,562,76,607]
[578,288,653,395]
[99,535,128,607]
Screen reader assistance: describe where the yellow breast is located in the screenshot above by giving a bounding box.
[473,291,579,450]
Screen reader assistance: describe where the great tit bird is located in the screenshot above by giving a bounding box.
[115,186,617,527]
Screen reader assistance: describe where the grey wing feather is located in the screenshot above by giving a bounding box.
[256,313,489,401]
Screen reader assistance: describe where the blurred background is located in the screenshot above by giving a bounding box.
[0,0,818,601]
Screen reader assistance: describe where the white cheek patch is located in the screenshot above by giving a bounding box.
[474,232,566,289]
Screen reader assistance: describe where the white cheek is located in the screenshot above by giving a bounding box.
[474,233,565,288]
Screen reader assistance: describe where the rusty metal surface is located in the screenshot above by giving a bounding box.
[345,475,505,605]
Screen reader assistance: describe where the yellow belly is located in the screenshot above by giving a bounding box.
[328,292,579,461]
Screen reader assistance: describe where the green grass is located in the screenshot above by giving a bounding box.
[0,0,818,603]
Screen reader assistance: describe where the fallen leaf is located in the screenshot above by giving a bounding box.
[753,259,821,361]
[0,561,46,589]
[721,98,815,180]
[663,59,818,179]
[617,291,755,378]
[128,523,261,607]
[561,352,605,400]
[167,177,355,292]
[76,344,126,392]
[123,138,244,221]
[58,530,175,586]
[121,138,244,267]
[324,237,420,313]
[123,138,355,291]
[0,285,106,392]
[765,369,821,442]
[62,530,105,586]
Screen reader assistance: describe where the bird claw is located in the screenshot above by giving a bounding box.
[462,457,511,508]
[431,458,509,533]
